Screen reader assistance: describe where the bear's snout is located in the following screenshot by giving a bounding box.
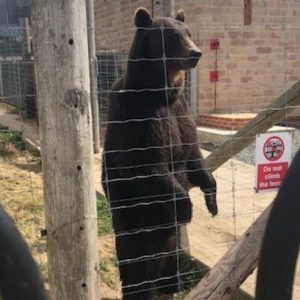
[190,48,202,59]
[181,48,202,69]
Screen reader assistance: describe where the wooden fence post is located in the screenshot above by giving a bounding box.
[86,0,101,153]
[19,17,36,119]
[31,1,99,299]
[160,0,174,17]
[19,18,31,60]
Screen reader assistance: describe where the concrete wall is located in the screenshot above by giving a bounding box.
[94,0,300,117]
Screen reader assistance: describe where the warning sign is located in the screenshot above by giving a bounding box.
[255,132,292,192]
[263,136,284,161]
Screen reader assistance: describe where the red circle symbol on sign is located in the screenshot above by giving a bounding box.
[263,136,284,161]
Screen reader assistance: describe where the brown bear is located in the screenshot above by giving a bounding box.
[102,7,217,300]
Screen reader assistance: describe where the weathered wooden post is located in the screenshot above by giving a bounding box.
[19,18,31,59]
[160,0,174,17]
[19,17,36,118]
[31,1,99,299]
[86,0,101,153]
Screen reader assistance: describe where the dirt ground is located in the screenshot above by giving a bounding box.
[1,104,299,299]
[0,129,120,299]
[0,115,214,300]
[0,133,193,300]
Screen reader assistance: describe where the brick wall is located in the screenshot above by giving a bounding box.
[94,0,155,52]
[199,113,255,130]
[94,0,300,118]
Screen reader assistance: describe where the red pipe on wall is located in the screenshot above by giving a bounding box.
[210,39,219,110]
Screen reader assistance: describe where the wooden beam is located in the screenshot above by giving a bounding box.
[205,81,300,172]
[31,1,99,299]
[185,204,272,300]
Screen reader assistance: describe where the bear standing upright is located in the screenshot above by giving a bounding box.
[102,8,218,300]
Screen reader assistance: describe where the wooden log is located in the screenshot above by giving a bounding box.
[184,204,272,300]
[31,1,99,299]
[205,81,300,172]
[19,18,31,60]
[86,0,101,153]
[160,0,174,17]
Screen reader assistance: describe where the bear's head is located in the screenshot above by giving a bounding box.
[133,7,202,72]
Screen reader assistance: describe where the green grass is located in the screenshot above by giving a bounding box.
[0,126,41,162]
[38,261,49,283]
[97,195,113,236]
[97,196,117,290]
[99,259,116,289]
[0,127,111,239]
[0,127,25,150]
[174,254,207,300]
[0,129,204,296]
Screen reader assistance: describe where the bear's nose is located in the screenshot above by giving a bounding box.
[190,49,202,59]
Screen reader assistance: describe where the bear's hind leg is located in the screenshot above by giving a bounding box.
[117,234,155,300]
[117,230,180,300]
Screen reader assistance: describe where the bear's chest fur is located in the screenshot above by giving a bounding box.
[121,90,184,154]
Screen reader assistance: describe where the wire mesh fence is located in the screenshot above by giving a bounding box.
[0,0,299,299]
[0,1,46,299]
[0,0,35,118]
[95,1,300,299]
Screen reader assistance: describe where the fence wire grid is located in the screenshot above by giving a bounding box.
[0,0,299,300]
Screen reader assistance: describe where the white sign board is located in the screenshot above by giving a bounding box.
[255,131,292,192]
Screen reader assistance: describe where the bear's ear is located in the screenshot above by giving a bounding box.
[175,9,185,23]
[134,8,153,28]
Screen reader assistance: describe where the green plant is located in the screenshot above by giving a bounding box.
[99,259,116,289]
[38,261,49,282]
[97,196,113,236]
[174,254,207,300]
[0,129,25,150]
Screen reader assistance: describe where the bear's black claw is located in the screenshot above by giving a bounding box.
[204,189,218,216]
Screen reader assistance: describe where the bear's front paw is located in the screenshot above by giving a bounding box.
[204,188,218,216]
